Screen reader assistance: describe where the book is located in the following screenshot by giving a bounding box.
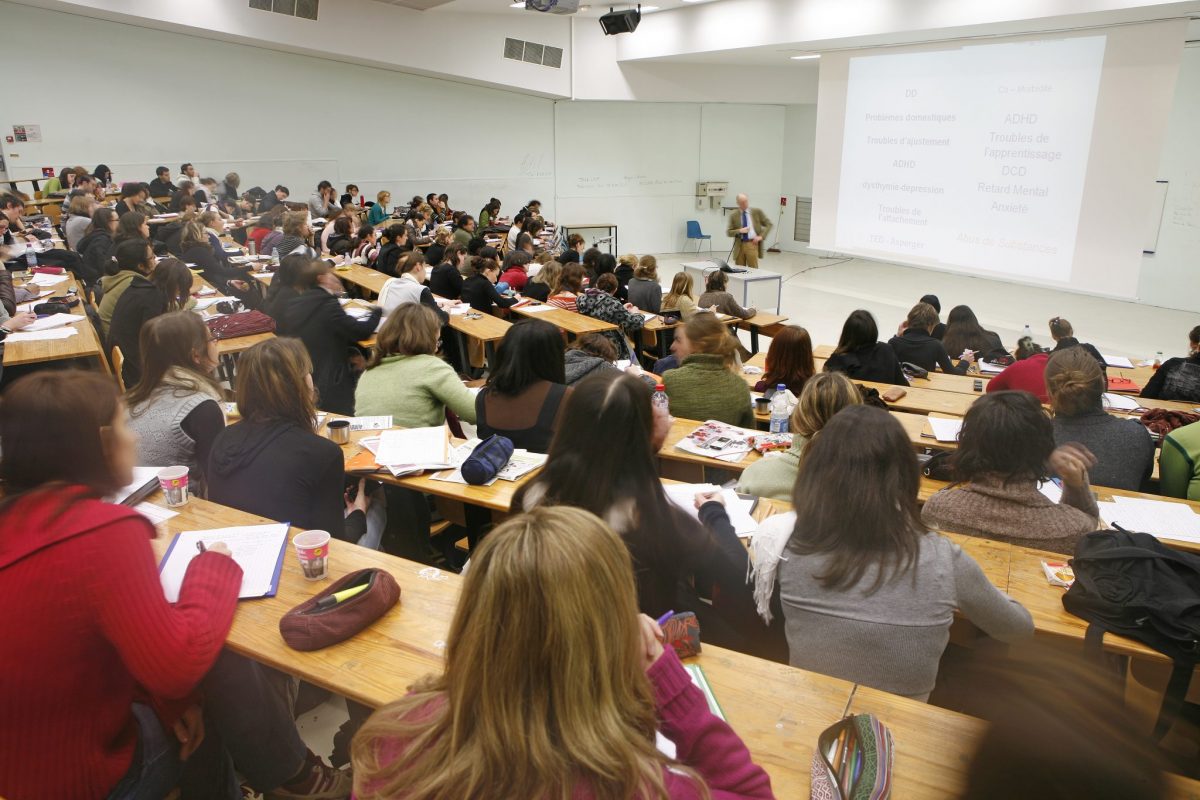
[158,523,289,603]
[107,466,161,506]
[675,420,754,463]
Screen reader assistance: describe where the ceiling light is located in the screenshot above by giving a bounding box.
[790,54,820,60]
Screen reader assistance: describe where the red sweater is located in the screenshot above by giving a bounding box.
[0,487,242,800]
[356,648,774,799]
[986,352,1051,403]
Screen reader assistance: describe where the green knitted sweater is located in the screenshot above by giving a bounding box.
[735,435,808,501]
[662,354,754,428]
[354,354,477,428]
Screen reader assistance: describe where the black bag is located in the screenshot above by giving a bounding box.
[1063,529,1200,739]
[921,450,956,481]
[901,361,929,380]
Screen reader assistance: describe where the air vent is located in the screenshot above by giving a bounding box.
[793,197,813,243]
[249,0,319,20]
[503,38,564,69]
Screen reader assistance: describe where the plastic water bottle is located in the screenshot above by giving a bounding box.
[769,384,789,434]
[271,247,280,267]
[248,240,257,257]
[1154,351,1163,370]
[1023,323,1032,339]
[25,244,37,269]
[652,384,669,416]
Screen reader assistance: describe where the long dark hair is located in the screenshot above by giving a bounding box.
[762,325,815,390]
[0,371,124,497]
[788,405,924,592]
[151,258,194,311]
[114,212,147,244]
[84,207,118,238]
[487,319,565,395]
[237,338,317,432]
[832,309,879,355]
[512,371,708,594]
[942,305,996,357]
[127,312,222,410]
[952,391,1054,486]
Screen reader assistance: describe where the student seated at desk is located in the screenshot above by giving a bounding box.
[246,205,284,255]
[1161,421,1200,501]
[108,258,194,388]
[576,273,645,360]
[942,304,1009,363]
[340,183,360,208]
[367,191,391,226]
[460,255,517,314]
[355,304,476,428]
[352,506,774,800]
[499,248,532,292]
[323,214,356,256]
[374,224,410,278]
[208,338,370,543]
[41,165,77,196]
[126,311,225,489]
[424,227,451,268]
[1142,324,1200,402]
[1048,316,1106,375]
[0,371,350,800]
[476,319,570,452]
[351,223,379,265]
[428,242,467,300]
[514,371,776,659]
[622,256,659,314]
[64,192,96,250]
[181,221,259,309]
[520,257,558,303]
[1046,347,1153,492]
[98,238,156,338]
[263,253,315,329]
[889,302,974,375]
[548,262,585,312]
[752,324,815,394]
[823,309,908,386]
[737,372,859,503]
[917,293,946,339]
[76,207,119,297]
[275,210,319,261]
[661,271,699,323]
[308,180,339,219]
[697,270,756,320]
[113,210,150,246]
[378,251,450,323]
[615,252,637,295]
[922,391,1100,555]
[564,333,621,385]
[663,314,754,428]
[259,184,289,212]
[281,259,382,415]
[777,405,1033,701]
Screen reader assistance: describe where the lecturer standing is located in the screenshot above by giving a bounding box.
[726,193,772,268]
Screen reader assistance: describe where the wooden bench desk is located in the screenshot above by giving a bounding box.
[5,274,109,373]
[510,304,616,337]
[734,312,789,355]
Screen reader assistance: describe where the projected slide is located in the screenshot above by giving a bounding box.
[834,36,1106,282]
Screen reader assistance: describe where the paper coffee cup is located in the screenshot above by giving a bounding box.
[293,530,331,581]
[157,466,190,507]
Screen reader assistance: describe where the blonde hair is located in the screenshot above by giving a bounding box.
[376,190,391,204]
[1045,346,1104,417]
[369,304,439,364]
[199,210,223,229]
[529,260,563,294]
[179,221,208,251]
[433,227,453,246]
[282,210,308,237]
[682,313,739,370]
[68,194,93,216]
[662,272,694,308]
[634,255,658,281]
[618,253,638,268]
[792,371,861,438]
[352,507,697,800]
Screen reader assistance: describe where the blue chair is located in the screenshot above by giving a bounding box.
[685,220,712,253]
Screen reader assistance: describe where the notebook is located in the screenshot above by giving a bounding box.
[925,416,963,443]
[158,524,289,603]
[108,466,162,506]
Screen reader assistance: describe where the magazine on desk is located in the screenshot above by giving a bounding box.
[676,420,755,463]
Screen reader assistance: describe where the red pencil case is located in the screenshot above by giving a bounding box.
[31,266,65,275]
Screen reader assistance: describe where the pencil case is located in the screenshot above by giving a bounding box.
[662,611,701,659]
[279,568,400,651]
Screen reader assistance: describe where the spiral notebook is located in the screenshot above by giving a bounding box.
[158,524,289,603]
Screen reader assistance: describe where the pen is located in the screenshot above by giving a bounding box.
[655,610,675,627]
[196,541,207,554]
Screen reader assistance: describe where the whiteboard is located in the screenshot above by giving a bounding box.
[555,103,700,198]
[1143,180,1169,253]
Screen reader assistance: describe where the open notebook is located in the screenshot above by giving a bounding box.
[158,524,289,603]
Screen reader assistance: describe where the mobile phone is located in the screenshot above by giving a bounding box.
[708,435,734,450]
[973,379,983,392]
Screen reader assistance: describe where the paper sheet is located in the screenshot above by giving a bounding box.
[926,417,963,443]
[1102,354,1135,369]
[193,296,232,310]
[345,306,374,320]
[134,502,178,525]
[24,313,82,332]
[374,427,450,469]
[5,328,78,342]
[28,274,68,287]
[978,361,1006,374]
[663,483,759,537]
[516,303,554,313]
[1102,392,1143,412]
[1098,497,1200,543]
[1037,479,1063,504]
[347,416,393,431]
[159,524,289,603]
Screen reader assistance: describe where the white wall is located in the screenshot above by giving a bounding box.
[571,22,817,104]
[7,0,572,98]
[778,104,818,252]
[553,102,785,254]
[1138,44,1200,312]
[0,2,556,221]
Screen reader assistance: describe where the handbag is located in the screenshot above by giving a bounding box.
[922,450,956,481]
[206,309,276,340]
[279,568,400,651]
[810,714,894,800]
[460,434,514,485]
[900,362,928,380]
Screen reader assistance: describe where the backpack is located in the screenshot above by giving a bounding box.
[1063,529,1200,739]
